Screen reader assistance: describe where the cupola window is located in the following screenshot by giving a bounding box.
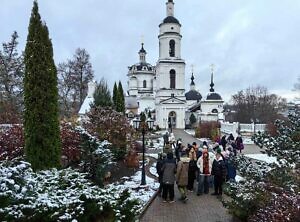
[169,40,175,57]
[143,80,147,88]
[170,69,176,89]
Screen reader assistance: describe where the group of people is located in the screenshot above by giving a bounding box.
[219,133,244,156]
[156,135,239,203]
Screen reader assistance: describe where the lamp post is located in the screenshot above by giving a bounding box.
[133,117,154,185]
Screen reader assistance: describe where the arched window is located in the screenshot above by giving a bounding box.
[169,40,175,57]
[170,69,176,89]
[212,109,218,113]
[143,80,147,88]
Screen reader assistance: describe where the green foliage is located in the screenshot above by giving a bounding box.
[140,112,146,122]
[24,1,61,170]
[111,146,127,160]
[189,113,197,126]
[112,81,125,113]
[112,82,118,109]
[92,78,112,108]
[224,109,300,221]
[80,132,109,186]
[114,189,141,222]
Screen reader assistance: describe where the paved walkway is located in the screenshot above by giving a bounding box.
[140,129,240,222]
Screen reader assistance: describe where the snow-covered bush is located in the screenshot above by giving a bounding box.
[224,110,300,221]
[0,123,112,182]
[77,126,111,186]
[0,158,140,221]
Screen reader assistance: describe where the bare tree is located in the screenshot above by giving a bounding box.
[0,31,24,123]
[58,48,94,117]
[231,86,286,124]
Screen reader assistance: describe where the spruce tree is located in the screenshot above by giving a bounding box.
[117,81,125,113]
[92,78,112,107]
[112,82,118,109]
[24,1,61,170]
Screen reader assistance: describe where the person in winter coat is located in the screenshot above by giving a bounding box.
[211,148,227,195]
[156,153,165,196]
[187,147,197,191]
[163,132,169,146]
[226,147,237,181]
[163,141,172,154]
[235,135,244,153]
[161,152,177,203]
[196,146,213,195]
[175,139,183,163]
[176,155,190,202]
[227,133,234,142]
[220,135,227,151]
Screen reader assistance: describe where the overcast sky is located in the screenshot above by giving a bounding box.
[1,0,299,102]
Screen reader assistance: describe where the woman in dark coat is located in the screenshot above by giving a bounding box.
[220,135,227,151]
[211,149,227,195]
[161,152,176,202]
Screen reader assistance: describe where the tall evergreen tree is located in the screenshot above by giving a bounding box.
[24,1,61,170]
[117,81,125,113]
[112,82,118,109]
[92,78,112,108]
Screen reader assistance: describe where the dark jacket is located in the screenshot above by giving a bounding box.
[162,154,176,184]
[156,159,164,176]
[211,157,227,179]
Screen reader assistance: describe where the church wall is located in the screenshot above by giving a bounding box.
[156,104,186,129]
[138,98,155,113]
[155,62,185,90]
[201,101,223,114]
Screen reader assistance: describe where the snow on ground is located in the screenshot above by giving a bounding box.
[243,137,254,145]
[245,154,278,164]
[235,175,245,182]
[149,163,158,177]
[184,129,195,136]
[107,170,159,205]
[147,153,159,159]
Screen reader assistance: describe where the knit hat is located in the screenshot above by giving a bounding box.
[217,147,222,154]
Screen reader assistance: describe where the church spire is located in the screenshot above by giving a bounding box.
[138,42,147,63]
[210,64,215,92]
[166,0,174,17]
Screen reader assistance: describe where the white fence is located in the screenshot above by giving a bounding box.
[220,122,266,137]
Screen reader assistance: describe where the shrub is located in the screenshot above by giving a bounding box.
[195,121,220,139]
[85,107,134,159]
[0,158,140,221]
[225,110,300,221]
[0,125,24,161]
[79,129,111,186]
[60,123,81,167]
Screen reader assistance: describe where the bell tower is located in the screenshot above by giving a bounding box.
[155,0,186,129]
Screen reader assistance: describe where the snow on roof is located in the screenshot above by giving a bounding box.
[78,97,94,115]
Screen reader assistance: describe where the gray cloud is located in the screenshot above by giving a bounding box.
[1,0,299,102]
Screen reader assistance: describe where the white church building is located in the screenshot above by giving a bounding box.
[125,0,224,129]
[79,0,224,129]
